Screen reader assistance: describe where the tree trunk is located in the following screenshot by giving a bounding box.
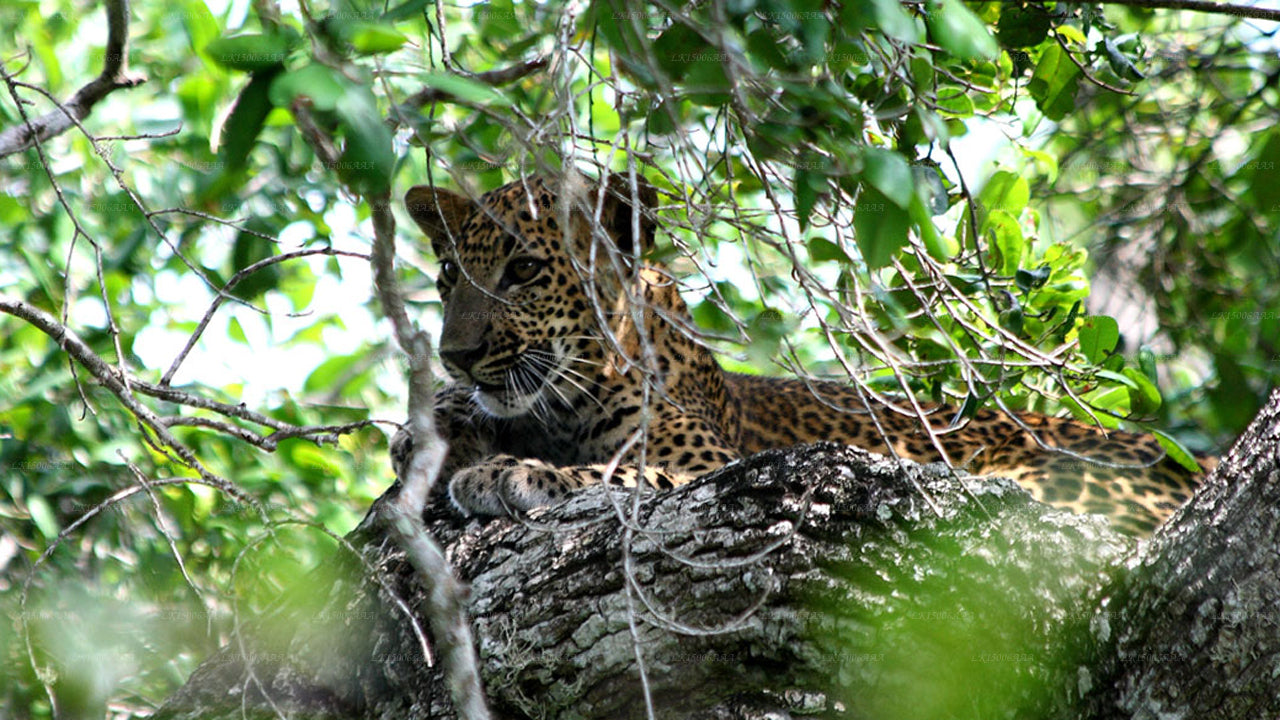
[154,390,1280,719]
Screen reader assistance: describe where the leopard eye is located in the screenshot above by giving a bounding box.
[439,260,460,285]
[505,257,544,285]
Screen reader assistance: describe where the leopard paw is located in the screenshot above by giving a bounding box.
[448,455,580,516]
[389,426,414,482]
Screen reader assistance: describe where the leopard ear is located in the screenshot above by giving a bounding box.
[600,173,658,257]
[404,185,475,243]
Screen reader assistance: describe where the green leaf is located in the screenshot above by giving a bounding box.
[182,0,221,61]
[978,170,1030,218]
[996,2,1050,48]
[412,72,513,107]
[925,0,998,61]
[862,149,914,209]
[795,166,826,231]
[304,353,360,393]
[935,87,974,116]
[860,0,918,43]
[349,24,408,55]
[591,0,655,86]
[230,223,280,300]
[228,316,247,344]
[999,305,1024,335]
[205,33,291,72]
[1094,369,1137,389]
[1138,347,1158,384]
[1103,35,1146,81]
[1088,384,1130,413]
[684,59,732,106]
[747,29,791,71]
[1078,316,1119,364]
[381,0,432,22]
[1122,367,1162,415]
[1245,130,1280,212]
[808,238,850,263]
[28,495,59,539]
[333,87,396,194]
[917,213,956,262]
[1028,43,1081,121]
[219,70,279,169]
[478,0,521,35]
[985,209,1024,275]
[269,64,348,112]
[854,188,910,269]
[746,308,790,366]
[654,22,705,81]
[1151,429,1204,473]
[1015,264,1051,293]
[798,14,830,65]
[1022,148,1059,183]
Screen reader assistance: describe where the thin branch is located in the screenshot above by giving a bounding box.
[0,297,250,505]
[291,99,341,169]
[0,0,144,158]
[160,247,369,385]
[399,56,548,111]
[366,190,492,720]
[1089,0,1280,22]
[1055,33,1137,96]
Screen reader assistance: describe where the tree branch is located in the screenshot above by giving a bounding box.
[153,444,1145,719]
[1092,0,1280,22]
[400,57,549,111]
[0,0,145,158]
[367,190,491,719]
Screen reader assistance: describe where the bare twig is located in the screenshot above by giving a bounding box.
[399,56,548,111]
[1091,0,1280,22]
[367,191,492,719]
[0,0,144,158]
[1054,33,1137,96]
[161,247,369,386]
[0,297,251,502]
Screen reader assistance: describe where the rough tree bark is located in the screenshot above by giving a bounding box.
[154,389,1280,719]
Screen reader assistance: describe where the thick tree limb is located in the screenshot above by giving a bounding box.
[154,443,1148,719]
[1081,387,1280,716]
[0,0,144,158]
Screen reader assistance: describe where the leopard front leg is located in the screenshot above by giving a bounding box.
[390,385,495,486]
[447,456,689,516]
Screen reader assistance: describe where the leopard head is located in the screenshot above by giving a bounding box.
[404,173,657,417]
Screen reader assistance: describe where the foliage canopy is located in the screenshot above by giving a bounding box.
[1,0,1277,715]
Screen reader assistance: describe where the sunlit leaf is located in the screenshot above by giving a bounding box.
[1028,43,1080,121]
[925,0,998,61]
[1078,316,1119,364]
[862,149,914,209]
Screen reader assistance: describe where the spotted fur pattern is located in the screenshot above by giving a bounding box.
[396,175,1208,536]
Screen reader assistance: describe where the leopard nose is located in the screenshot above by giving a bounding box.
[440,341,489,375]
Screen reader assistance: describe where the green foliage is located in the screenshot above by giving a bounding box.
[1,0,1276,715]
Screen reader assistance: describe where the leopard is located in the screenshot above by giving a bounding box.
[393,172,1210,536]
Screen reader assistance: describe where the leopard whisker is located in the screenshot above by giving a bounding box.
[526,350,608,392]
[524,352,607,413]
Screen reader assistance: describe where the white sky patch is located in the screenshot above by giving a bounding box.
[133,210,383,408]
